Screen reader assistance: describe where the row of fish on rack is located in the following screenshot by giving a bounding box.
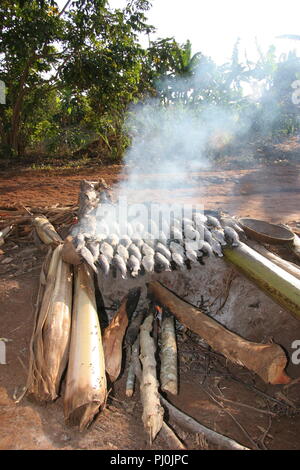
[70,211,244,278]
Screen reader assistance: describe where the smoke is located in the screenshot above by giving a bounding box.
[94,56,285,232]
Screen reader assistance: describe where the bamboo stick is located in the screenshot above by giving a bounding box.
[223,242,300,319]
[148,281,291,385]
[140,314,164,442]
[64,264,107,431]
[160,312,178,395]
[246,239,300,281]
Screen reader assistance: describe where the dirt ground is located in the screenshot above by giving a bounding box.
[0,142,300,450]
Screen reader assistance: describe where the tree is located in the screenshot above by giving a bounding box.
[0,0,153,157]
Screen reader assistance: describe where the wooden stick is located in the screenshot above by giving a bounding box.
[159,395,249,450]
[139,314,164,443]
[148,281,291,385]
[130,335,244,450]
[160,312,178,395]
[126,336,140,397]
[103,288,141,383]
[159,422,186,450]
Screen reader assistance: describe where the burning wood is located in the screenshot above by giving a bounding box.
[148,281,291,385]
[102,287,141,383]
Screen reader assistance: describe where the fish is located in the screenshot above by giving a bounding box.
[98,254,110,276]
[80,246,98,273]
[211,239,223,257]
[119,235,132,248]
[141,254,155,273]
[143,232,156,248]
[206,215,222,229]
[131,231,143,245]
[158,231,168,245]
[224,226,240,247]
[113,254,127,279]
[204,226,213,244]
[184,224,200,241]
[128,255,141,277]
[154,252,171,271]
[107,233,119,247]
[199,241,213,256]
[128,243,142,261]
[75,233,85,251]
[100,241,114,261]
[95,233,107,243]
[142,243,155,257]
[185,249,198,263]
[182,217,194,227]
[171,226,183,241]
[171,252,185,269]
[117,244,129,261]
[87,240,100,262]
[169,241,184,256]
[170,218,181,229]
[211,229,227,246]
[156,242,171,260]
[193,212,207,225]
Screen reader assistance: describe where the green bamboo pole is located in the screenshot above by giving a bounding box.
[223,242,300,319]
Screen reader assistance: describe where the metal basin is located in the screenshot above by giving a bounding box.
[239,218,295,245]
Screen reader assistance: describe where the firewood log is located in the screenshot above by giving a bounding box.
[139,313,164,442]
[148,281,291,385]
[102,288,141,383]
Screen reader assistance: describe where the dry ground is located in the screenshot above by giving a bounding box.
[0,144,300,450]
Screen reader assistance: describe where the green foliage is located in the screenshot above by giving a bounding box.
[0,1,299,162]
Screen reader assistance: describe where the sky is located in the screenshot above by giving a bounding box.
[108,0,300,64]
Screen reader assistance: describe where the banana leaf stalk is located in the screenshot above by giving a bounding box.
[27,244,72,400]
[64,264,107,431]
[223,242,300,319]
